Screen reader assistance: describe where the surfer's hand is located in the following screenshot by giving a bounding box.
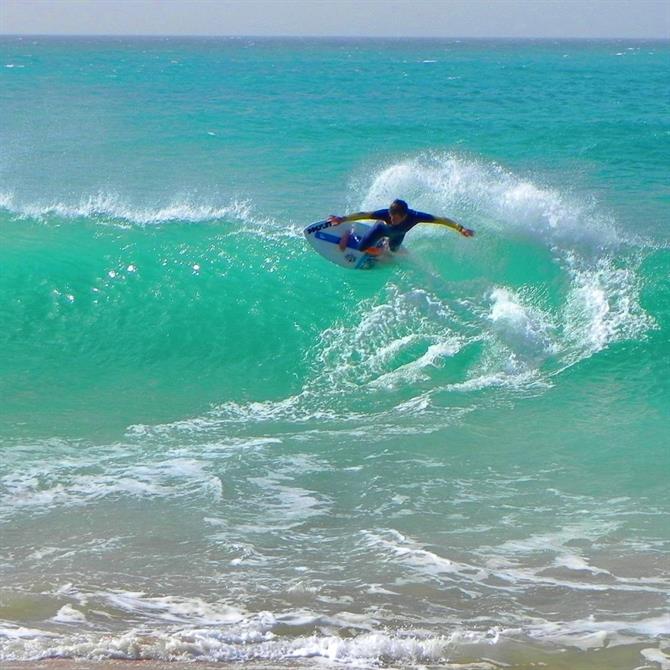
[459,225,475,237]
[328,215,344,225]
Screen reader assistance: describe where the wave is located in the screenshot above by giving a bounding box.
[1,606,668,666]
[0,154,661,438]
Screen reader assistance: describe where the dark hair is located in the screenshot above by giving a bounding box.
[389,199,409,215]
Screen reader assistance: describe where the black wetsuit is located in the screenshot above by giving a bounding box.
[356,209,436,251]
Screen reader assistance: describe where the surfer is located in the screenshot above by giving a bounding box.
[328,199,474,254]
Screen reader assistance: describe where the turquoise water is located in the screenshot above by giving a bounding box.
[1,36,669,668]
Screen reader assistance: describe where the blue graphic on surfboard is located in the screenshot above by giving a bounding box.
[303,220,390,269]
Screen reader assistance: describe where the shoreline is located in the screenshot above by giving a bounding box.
[3,643,669,670]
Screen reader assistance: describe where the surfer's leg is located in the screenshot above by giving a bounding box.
[356,222,387,251]
[388,233,406,252]
[338,228,352,251]
[338,227,362,251]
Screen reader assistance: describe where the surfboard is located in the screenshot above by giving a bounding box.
[303,220,388,269]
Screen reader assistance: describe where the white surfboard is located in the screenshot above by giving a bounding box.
[303,220,388,269]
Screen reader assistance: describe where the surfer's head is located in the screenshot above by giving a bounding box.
[389,199,408,224]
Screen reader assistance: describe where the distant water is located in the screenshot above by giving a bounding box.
[1,36,669,669]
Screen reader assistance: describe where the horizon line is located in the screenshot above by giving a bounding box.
[3,33,669,41]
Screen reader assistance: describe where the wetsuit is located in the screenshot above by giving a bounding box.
[356,209,436,252]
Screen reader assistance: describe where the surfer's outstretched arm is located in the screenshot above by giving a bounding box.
[432,216,475,238]
[328,212,376,225]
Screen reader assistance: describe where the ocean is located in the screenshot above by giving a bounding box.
[0,36,669,669]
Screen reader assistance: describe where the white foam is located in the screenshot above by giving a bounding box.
[311,285,468,392]
[245,476,333,530]
[445,369,547,393]
[488,287,558,361]
[358,153,628,250]
[0,448,224,518]
[641,647,670,669]
[362,529,489,582]
[52,605,87,625]
[99,592,245,625]
[0,625,57,640]
[0,191,13,209]
[485,521,621,556]
[2,613,666,665]
[0,191,273,229]
[474,521,670,596]
[553,554,612,576]
[368,338,463,389]
[0,620,492,665]
[516,613,670,651]
[562,254,655,356]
